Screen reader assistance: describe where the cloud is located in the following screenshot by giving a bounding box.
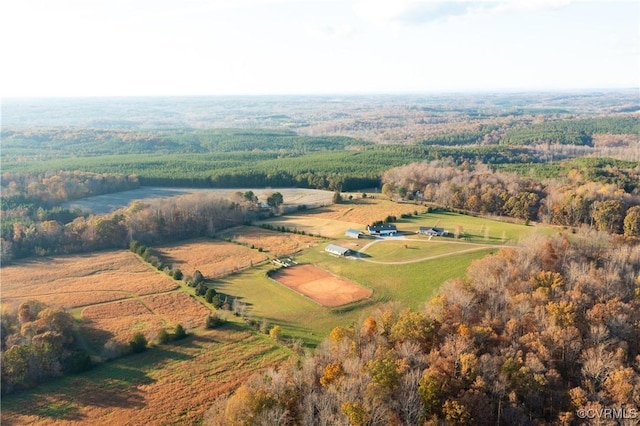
[352,0,578,26]
[305,23,355,40]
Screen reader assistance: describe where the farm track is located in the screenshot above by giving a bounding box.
[354,236,503,265]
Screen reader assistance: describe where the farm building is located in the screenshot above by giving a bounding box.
[272,257,297,267]
[325,244,351,256]
[366,224,398,236]
[345,229,364,239]
[419,227,448,236]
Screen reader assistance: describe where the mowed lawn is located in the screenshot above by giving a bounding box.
[215,245,495,346]
[398,210,546,243]
[361,239,492,262]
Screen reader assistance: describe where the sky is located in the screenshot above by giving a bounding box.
[2,0,638,97]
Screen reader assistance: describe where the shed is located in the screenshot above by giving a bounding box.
[325,244,351,256]
[345,229,364,239]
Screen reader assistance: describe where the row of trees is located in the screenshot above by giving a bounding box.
[208,232,640,425]
[2,192,254,264]
[382,161,640,235]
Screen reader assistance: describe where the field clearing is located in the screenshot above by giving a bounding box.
[63,187,335,214]
[257,215,361,239]
[1,328,291,425]
[155,239,268,279]
[81,299,165,346]
[218,226,320,256]
[361,239,491,262]
[80,292,211,347]
[308,198,421,225]
[271,264,372,307]
[0,251,178,309]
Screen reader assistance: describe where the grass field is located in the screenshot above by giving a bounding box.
[306,197,420,225]
[218,226,320,257]
[360,239,493,262]
[398,210,545,243]
[0,199,544,424]
[1,327,291,425]
[155,239,269,279]
[0,251,178,309]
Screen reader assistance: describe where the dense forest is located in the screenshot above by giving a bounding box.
[206,232,640,425]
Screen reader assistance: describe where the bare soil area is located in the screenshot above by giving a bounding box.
[271,264,372,307]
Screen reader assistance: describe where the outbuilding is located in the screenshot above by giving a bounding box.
[325,244,351,256]
[345,229,364,239]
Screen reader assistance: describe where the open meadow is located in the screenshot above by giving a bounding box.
[0,251,178,309]
[155,239,269,279]
[1,327,291,425]
[217,225,320,256]
[309,197,421,225]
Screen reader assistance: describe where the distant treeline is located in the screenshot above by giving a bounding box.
[2,143,557,192]
[500,116,639,146]
[0,128,367,160]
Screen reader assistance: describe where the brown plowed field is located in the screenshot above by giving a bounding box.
[0,251,178,309]
[271,264,372,307]
[156,239,268,279]
[220,226,319,256]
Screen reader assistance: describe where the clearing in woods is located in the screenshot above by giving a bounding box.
[217,226,320,257]
[0,251,178,309]
[270,264,373,307]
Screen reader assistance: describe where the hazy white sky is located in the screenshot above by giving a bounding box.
[2,0,638,97]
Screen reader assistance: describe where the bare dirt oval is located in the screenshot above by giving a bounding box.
[270,264,372,307]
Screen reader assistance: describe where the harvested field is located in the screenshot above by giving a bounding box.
[143,292,210,330]
[1,328,291,426]
[219,226,319,256]
[81,299,165,346]
[64,187,334,214]
[258,215,362,239]
[156,239,268,279]
[0,251,178,309]
[271,264,372,307]
[81,292,210,347]
[309,198,420,225]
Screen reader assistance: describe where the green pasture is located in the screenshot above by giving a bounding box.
[361,239,490,262]
[214,246,495,346]
[396,210,546,243]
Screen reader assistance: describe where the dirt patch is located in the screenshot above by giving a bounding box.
[271,264,372,307]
